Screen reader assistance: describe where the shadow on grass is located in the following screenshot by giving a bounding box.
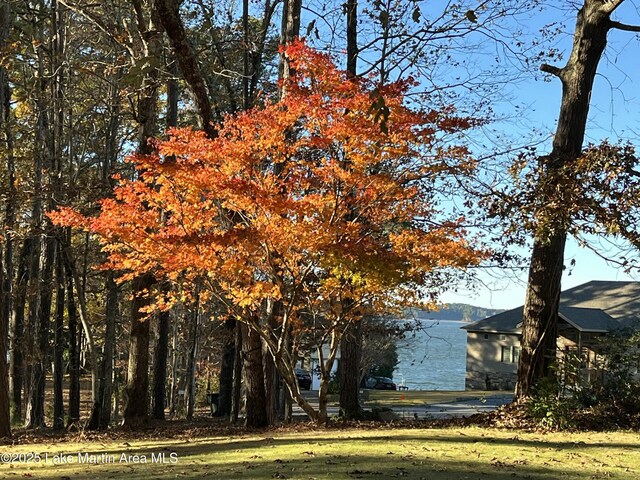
[6,430,636,480]
[2,445,632,480]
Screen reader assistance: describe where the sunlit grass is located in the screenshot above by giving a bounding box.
[1,426,638,479]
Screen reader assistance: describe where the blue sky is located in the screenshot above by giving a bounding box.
[439,1,640,310]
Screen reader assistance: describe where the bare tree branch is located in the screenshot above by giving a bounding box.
[609,20,640,32]
[540,63,564,78]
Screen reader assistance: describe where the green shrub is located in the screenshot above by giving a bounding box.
[527,376,579,429]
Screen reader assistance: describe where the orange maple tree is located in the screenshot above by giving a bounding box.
[51,41,484,422]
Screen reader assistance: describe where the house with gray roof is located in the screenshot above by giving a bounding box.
[462,280,640,390]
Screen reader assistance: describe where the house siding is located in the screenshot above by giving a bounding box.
[465,332,519,390]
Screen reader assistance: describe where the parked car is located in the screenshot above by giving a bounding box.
[295,368,312,390]
[364,376,397,390]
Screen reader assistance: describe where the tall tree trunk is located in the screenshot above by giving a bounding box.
[52,243,65,430]
[0,253,9,437]
[230,322,242,422]
[241,322,268,428]
[50,0,65,431]
[64,240,81,427]
[152,290,170,420]
[89,64,121,430]
[123,0,162,428]
[169,316,179,416]
[338,0,362,420]
[25,234,55,429]
[1,0,15,432]
[123,273,153,428]
[151,63,177,421]
[0,0,13,363]
[516,0,621,399]
[23,34,48,428]
[216,318,235,417]
[185,298,199,421]
[88,272,118,429]
[10,239,31,422]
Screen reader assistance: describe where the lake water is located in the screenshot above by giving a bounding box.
[393,320,467,391]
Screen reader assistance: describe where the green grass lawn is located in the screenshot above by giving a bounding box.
[1,426,638,479]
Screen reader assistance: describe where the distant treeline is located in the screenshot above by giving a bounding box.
[406,303,504,322]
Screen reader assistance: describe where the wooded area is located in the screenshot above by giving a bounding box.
[0,0,639,439]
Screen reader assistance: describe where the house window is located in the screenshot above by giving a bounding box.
[499,334,506,340]
[484,334,489,340]
[501,346,519,364]
[501,346,512,363]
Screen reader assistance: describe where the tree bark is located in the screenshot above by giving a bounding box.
[241,322,268,428]
[152,0,216,138]
[151,63,178,421]
[0,253,10,437]
[152,289,170,420]
[185,298,199,420]
[123,0,162,428]
[278,0,301,99]
[216,318,235,417]
[339,320,362,419]
[53,243,65,430]
[230,322,243,422]
[123,273,154,428]
[0,0,13,365]
[25,234,55,429]
[9,239,30,423]
[63,238,81,427]
[516,0,616,399]
[338,0,363,420]
[88,272,118,429]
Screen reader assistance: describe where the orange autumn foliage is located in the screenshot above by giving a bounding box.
[51,41,483,325]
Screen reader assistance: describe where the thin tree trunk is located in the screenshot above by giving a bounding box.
[152,290,170,420]
[169,317,179,416]
[230,322,242,422]
[88,64,121,429]
[0,0,13,364]
[9,239,31,422]
[185,298,199,421]
[1,0,16,431]
[0,252,10,437]
[516,0,618,399]
[88,272,118,429]
[151,63,177,421]
[52,243,65,430]
[64,239,80,427]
